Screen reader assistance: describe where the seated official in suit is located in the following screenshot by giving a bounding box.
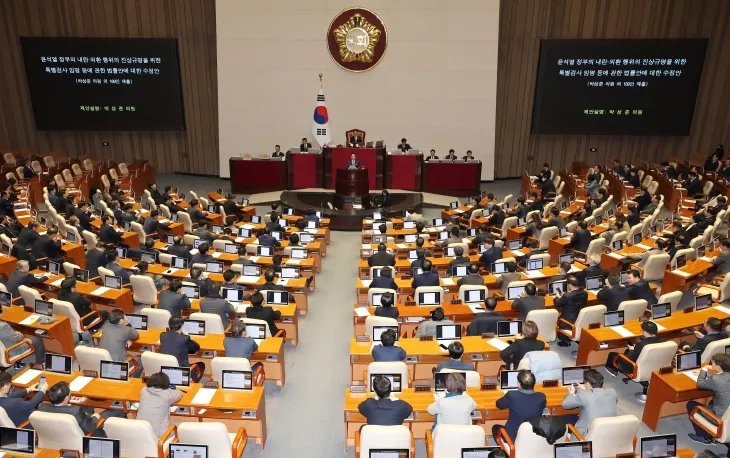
[256,227,281,248]
[492,370,547,440]
[511,283,545,322]
[435,341,474,372]
[0,306,46,367]
[570,221,592,255]
[397,138,411,152]
[427,373,477,428]
[200,285,236,329]
[625,268,657,306]
[369,268,398,292]
[40,381,126,437]
[157,280,191,317]
[245,292,282,337]
[98,309,141,376]
[160,316,205,382]
[136,372,184,439]
[372,328,406,362]
[136,261,169,291]
[5,260,48,302]
[496,262,521,295]
[358,375,413,426]
[346,153,361,170]
[466,297,504,335]
[0,373,47,426]
[444,149,458,161]
[167,235,193,262]
[604,320,664,376]
[500,320,545,369]
[712,239,730,276]
[191,242,215,265]
[98,215,122,244]
[479,236,503,267]
[58,277,109,332]
[415,307,454,338]
[223,320,261,371]
[374,292,399,319]
[104,249,131,284]
[369,243,396,267]
[272,144,285,158]
[448,246,471,269]
[440,226,462,248]
[596,273,629,312]
[188,267,213,297]
[186,199,208,224]
[31,227,63,263]
[425,149,439,161]
[458,264,484,286]
[686,354,730,444]
[463,150,475,161]
[194,221,216,243]
[299,138,312,152]
[577,254,607,287]
[556,276,589,347]
[627,239,666,268]
[487,205,505,228]
[560,369,618,436]
[411,260,440,288]
[680,317,729,353]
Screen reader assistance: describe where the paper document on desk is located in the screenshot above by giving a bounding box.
[576,199,586,204]
[91,287,110,296]
[305,229,318,234]
[713,305,730,315]
[189,249,199,256]
[19,315,40,326]
[13,369,42,385]
[191,388,217,405]
[487,338,509,351]
[236,276,260,284]
[50,278,65,286]
[242,224,255,229]
[441,278,455,286]
[211,252,222,259]
[635,244,651,250]
[655,323,666,332]
[404,317,424,323]
[523,270,543,279]
[609,326,635,338]
[248,256,260,263]
[468,303,486,314]
[681,369,702,382]
[361,280,372,287]
[397,243,408,249]
[276,279,288,286]
[453,209,464,214]
[235,304,247,314]
[159,219,170,225]
[286,259,301,265]
[700,256,714,262]
[607,253,625,260]
[354,308,370,317]
[560,211,571,217]
[361,244,370,250]
[234,237,245,243]
[561,237,572,242]
[69,376,93,392]
[673,270,692,278]
[510,250,524,257]
[568,266,581,274]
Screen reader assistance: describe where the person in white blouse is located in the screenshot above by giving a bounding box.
[427,372,476,428]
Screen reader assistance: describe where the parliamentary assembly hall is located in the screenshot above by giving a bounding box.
[0,0,730,457]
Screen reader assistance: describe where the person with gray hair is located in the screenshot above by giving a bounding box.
[427,372,476,427]
[448,246,470,268]
[5,260,48,301]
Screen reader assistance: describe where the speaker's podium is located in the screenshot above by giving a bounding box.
[334,168,368,210]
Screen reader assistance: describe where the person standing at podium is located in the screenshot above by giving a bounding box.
[444,149,458,161]
[347,153,361,170]
[425,149,439,161]
[272,145,285,158]
[300,138,312,152]
[397,138,411,152]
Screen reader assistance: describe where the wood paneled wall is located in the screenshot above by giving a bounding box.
[495,0,730,178]
[0,0,218,175]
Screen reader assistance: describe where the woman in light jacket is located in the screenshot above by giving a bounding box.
[427,372,476,428]
[136,372,183,438]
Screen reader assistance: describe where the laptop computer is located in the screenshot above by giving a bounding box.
[281,267,300,279]
[0,426,34,455]
[640,434,676,458]
[450,265,468,278]
[562,366,589,385]
[695,294,713,311]
[245,324,267,346]
[290,248,308,259]
[221,370,253,391]
[266,291,289,305]
[181,285,200,300]
[34,299,53,316]
[433,218,444,226]
[257,246,273,257]
[206,261,224,273]
[548,280,566,296]
[45,353,72,374]
[242,265,261,277]
[171,257,188,269]
[418,291,441,306]
[508,240,522,250]
[100,361,129,382]
[585,275,603,293]
[500,370,520,390]
[632,233,642,245]
[116,247,127,259]
[74,268,90,283]
[507,286,526,300]
[603,311,624,327]
[140,251,157,264]
[676,351,701,372]
[47,260,61,275]
[436,324,462,350]
[224,243,238,254]
[161,366,191,387]
[463,289,485,304]
[554,441,592,458]
[369,374,402,393]
[651,302,672,320]
[404,234,418,243]
[169,444,208,458]
[182,319,206,336]
[558,253,574,264]
[369,449,409,458]
[526,258,543,271]
[492,262,507,274]
[403,221,416,229]
[619,271,629,285]
[0,292,12,306]
[104,275,122,290]
[497,320,522,337]
[221,287,244,304]
[126,313,148,331]
[461,447,500,458]
[372,325,400,350]
[238,227,252,238]
[612,239,623,250]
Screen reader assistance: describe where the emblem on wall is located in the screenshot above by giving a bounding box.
[327,8,387,72]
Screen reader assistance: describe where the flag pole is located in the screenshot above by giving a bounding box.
[319,73,323,88]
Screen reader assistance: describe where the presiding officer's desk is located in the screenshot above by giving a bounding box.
[10,367,270,448]
[92,328,287,389]
[575,303,730,367]
[643,367,713,432]
[2,306,75,356]
[349,336,546,382]
[343,383,573,448]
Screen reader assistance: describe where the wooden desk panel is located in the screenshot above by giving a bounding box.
[2,306,75,356]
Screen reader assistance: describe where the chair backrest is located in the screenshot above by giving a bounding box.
[538,226,559,250]
[82,230,98,250]
[158,253,173,266]
[432,424,486,458]
[65,225,81,244]
[212,239,232,252]
[617,299,648,321]
[141,352,178,377]
[74,346,112,373]
[50,299,83,334]
[501,216,518,237]
[118,163,130,175]
[130,221,146,244]
[359,425,411,458]
[642,253,670,281]
[190,312,225,334]
[414,286,443,305]
[0,407,15,428]
[585,415,640,456]
[446,242,469,254]
[97,266,114,284]
[183,234,199,246]
[18,285,42,309]
[177,422,233,458]
[177,211,192,233]
[43,155,56,168]
[658,291,683,313]
[584,237,606,260]
[62,169,74,182]
[159,204,171,219]
[130,275,158,305]
[29,411,84,451]
[717,273,730,303]
[140,307,172,330]
[103,417,159,458]
[542,202,555,219]
[524,309,559,342]
[703,180,714,196]
[438,369,480,387]
[61,261,80,277]
[367,362,409,389]
[3,153,15,165]
[71,163,83,177]
[572,305,607,341]
[364,316,398,337]
[211,356,253,383]
[634,341,679,382]
[368,288,397,306]
[513,422,554,458]
[673,247,697,264]
[83,158,93,171]
[701,337,730,363]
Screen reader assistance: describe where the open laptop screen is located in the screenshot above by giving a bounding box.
[82,437,120,458]
[0,426,34,455]
[640,434,676,458]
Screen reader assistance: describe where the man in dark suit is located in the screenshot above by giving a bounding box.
[167,236,193,262]
[148,183,163,204]
[493,370,547,440]
[357,375,413,425]
[299,138,312,152]
[118,203,135,224]
[40,381,125,436]
[16,222,40,249]
[538,175,556,199]
[680,317,729,354]
[528,191,544,213]
[545,207,566,230]
[143,210,161,236]
[104,250,131,284]
[397,138,411,152]
[199,285,236,329]
[605,320,664,376]
[265,212,283,233]
[425,149,439,161]
[444,149,457,161]
[99,216,122,244]
[0,190,15,219]
[271,145,285,158]
[245,292,282,336]
[511,283,545,321]
[463,150,475,161]
[194,221,215,243]
[500,320,545,368]
[191,243,215,265]
[577,254,607,287]
[83,243,106,278]
[411,260,440,288]
[5,260,48,300]
[346,153,361,170]
[633,187,652,212]
[369,243,395,267]
[686,354,730,444]
[683,171,703,196]
[570,221,592,255]
[160,316,205,381]
[186,200,208,224]
[223,195,244,219]
[487,205,505,228]
[75,202,95,232]
[157,280,191,317]
[626,269,657,306]
[21,160,37,179]
[597,273,629,312]
[479,236,503,267]
[255,227,280,248]
[457,264,484,286]
[31,227,63,263]
[448,246,470,269]
[188,267,213,297]
[466,298,505,335]
[369,267,398,290]
[374,292,399,319]
[556,276,589,347]
[0,372,48,426]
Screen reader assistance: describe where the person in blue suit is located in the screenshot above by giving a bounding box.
[492,370,547,440]
[347,153,361,170]
[411,260,440,288]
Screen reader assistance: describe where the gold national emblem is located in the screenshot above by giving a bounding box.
[333,13,382,63]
